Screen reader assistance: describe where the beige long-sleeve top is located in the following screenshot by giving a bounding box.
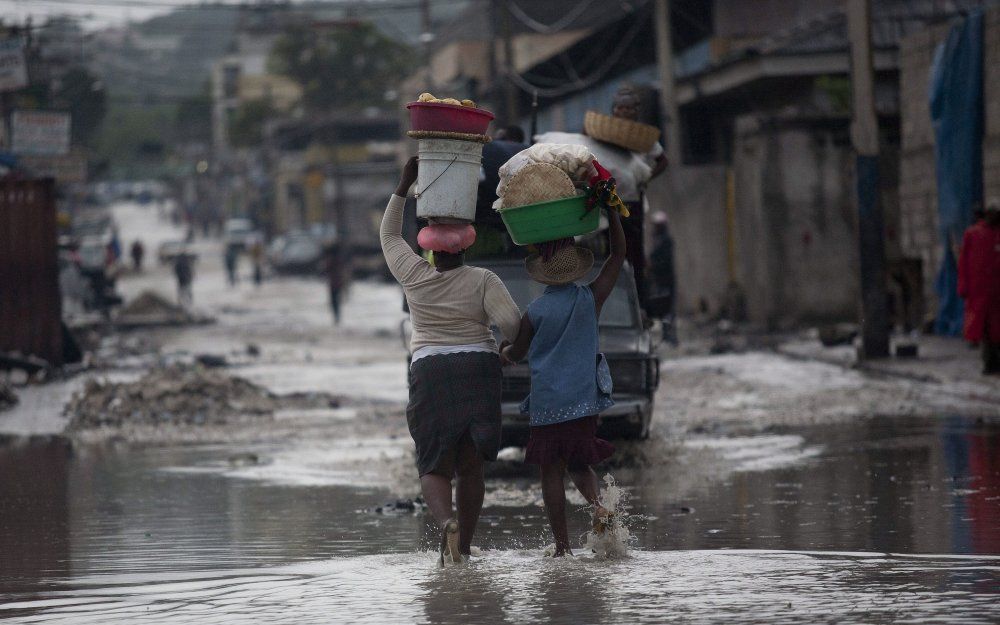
[380,194,521,354]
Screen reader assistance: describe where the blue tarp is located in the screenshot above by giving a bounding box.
[929,10,984,336]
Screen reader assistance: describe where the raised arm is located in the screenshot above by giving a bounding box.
[380,157,429,286]
[589,208,626,316]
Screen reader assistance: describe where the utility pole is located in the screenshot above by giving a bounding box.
[500,1,517,124]
[653,0,681,164]
[420,0,433,90]
[846,0,890,359]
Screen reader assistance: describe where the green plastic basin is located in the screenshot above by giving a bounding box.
[499,194,599,246]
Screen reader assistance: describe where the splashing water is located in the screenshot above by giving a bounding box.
[583,474,632,558]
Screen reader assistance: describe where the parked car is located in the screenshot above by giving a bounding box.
[400,259,659,443]
[267,231,323,274]
[157,240,186,265]
[223,217,256,250]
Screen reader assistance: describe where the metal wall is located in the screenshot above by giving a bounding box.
[0,178,63,366]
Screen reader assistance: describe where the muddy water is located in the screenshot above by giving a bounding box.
[2,416,999,624]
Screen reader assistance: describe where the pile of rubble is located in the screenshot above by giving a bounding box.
[115,290,212,327]
[65,364,282,429]
[0,380,17,411]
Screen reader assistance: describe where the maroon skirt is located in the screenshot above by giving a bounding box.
[524,415,614,469]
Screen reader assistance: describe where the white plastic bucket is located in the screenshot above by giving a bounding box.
[415,138,483,222]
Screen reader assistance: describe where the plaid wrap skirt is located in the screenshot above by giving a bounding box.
[406,351,503,477]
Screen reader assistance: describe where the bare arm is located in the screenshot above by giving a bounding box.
[589,208,626,316]
[484,271,522,344]
[649,153,668,180]
[501,313,534,364]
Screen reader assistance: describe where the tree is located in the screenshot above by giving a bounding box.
[228,98,276,147]
[175,82,213,145]
[52,67,107,147]
[268,22,413,112]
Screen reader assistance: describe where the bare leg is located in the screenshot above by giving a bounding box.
[569,465,611,529]
[454,437,484,555]
[540,461,571,555]
[568,466,601,506]
[420,472,453,527]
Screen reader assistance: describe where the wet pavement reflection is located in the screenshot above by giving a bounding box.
[1,416,999,623]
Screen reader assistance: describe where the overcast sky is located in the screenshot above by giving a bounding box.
[0,1,329,30]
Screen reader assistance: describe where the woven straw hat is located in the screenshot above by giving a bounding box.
[525,245,594,285]
[500,162,576,208]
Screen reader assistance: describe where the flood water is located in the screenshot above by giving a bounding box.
[2,416,999,624]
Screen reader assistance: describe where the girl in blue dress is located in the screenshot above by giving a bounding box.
[502,208,626,556]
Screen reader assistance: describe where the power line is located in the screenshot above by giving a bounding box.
[507,1,651,98]
[506,0,597,35]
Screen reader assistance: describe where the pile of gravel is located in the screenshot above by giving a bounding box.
[66,364,279,429]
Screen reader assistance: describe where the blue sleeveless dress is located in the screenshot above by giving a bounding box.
[520,284,615,425]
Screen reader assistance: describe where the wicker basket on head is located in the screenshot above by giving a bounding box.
[584,110,660,153]
[500,162,576,209]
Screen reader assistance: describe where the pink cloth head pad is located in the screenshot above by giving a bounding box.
[417,224,477,253]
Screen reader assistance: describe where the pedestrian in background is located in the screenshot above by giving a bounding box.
[649,211,678,345]
[174,250,194,307]
[324,246,348,325]
[249,238,264,286]
[958,200,1000,374]
[224,243,240,287]
[605,87,668,305]
[130,240,145,272]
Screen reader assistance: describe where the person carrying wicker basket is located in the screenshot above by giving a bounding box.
[382,157,523,566]
[595,86,669,305]
[500,204,627,557]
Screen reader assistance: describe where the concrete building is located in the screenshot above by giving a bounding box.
[210,6,304,157]
[508,0,990,329]
[898,5,1000,321]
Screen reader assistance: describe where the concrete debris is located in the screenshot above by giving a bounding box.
[119,290,184,316]
[372,497,426,514]
[0,381,17,411]
[116,290,213,327]
[66,364,280,429]
[195,354,228,368]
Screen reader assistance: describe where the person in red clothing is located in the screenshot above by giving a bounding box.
[958,200,1000,374]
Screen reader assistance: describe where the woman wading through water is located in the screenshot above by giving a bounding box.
[381,157,522,565]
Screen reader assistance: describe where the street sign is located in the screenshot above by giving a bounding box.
[0,37,27,92]
[19,150,87,183]
[11,110,71,156]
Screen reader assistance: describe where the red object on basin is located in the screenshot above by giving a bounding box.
[406,102,495,135]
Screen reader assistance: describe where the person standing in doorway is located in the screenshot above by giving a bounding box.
[958,200,1000,374]
[649,212,678,345]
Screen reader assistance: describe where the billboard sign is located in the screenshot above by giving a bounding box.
[12,110,71,156]
[0,37,27,92]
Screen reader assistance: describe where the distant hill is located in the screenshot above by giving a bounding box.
[91,1,470,103]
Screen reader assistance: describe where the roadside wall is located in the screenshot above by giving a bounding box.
[647,165,729,316]
[648,117,859,327]
[0,179,63,366]
[898,7,1000,319]
[731,115,859,327]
